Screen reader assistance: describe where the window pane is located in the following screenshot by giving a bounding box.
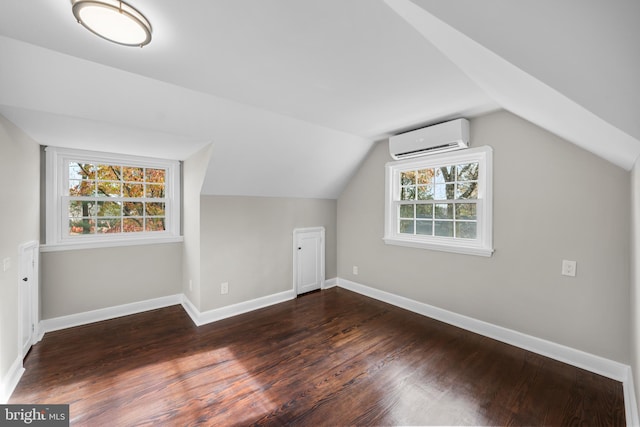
[146,184,165,198]
[455,182,478,200]
[435,166,455,183]
[123,202,143,216]
[401,171,416,185]
[96,164,120,180]
[435,203,454,219]
[417,185,434,200]
[146,202,166,217]
[97,201,121,217]
[97,182,121,197]
[399,204,414,219]
[399,220,414,234]
[124,183,144,198]
[146,168,166,183]
[69,219,95,235]
[434,221,453,237]
[71,163,96,179]
[69,164,83,180]
[416,204,433,218]
[456,222,477,239]
[434,183,455,200]
[456,163,479,181]
[70,180,95,196]
[146,218,165,232]
[401,186,415,200]
[455,203,477,220]
[417,169,433,184]
[69,201,97,217]
[123,166,144,182]
[416,220,432,235]
[97,218,120,234]
[123,218,143,232]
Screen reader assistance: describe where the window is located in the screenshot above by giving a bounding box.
[44,147,182,251]
[384,146,493,256]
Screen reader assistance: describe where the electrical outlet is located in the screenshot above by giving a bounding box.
[189,279,193,291]
[2,257,10,272]
[561,260,577,277]
[352,266,358,275]
[221,282,229,294]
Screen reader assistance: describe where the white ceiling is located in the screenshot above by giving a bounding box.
[0,0,638,197]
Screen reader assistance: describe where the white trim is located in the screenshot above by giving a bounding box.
[382,236,494,257]
[40,236,183,252]
[0,356,24,404]
[39,294,182,334]
[336,278,629,382]
[323,277,338,289]
[624,367,640,427]
[182,290,297,327]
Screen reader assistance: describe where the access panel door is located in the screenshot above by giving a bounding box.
[294,227,325,295]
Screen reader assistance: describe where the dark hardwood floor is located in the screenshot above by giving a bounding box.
[11,288,625,426]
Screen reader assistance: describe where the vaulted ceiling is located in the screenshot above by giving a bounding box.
[0,0,638,198]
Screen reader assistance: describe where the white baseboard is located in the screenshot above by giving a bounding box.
[40,294,183,334]
[23,281,640,425]
[337,278,628,380]
[336,278,639,425]
[323,277,338,289]
[182,289,297,327]
[0,356,24,404]
[624,366,640,427]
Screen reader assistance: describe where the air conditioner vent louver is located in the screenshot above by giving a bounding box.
[389,118,469,160]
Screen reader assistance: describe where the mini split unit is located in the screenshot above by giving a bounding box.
[389,118,470,160]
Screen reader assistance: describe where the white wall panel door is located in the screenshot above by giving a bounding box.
[294,227,325,295]
[19,240,39,358]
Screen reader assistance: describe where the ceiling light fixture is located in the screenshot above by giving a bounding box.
[71,0,152,47]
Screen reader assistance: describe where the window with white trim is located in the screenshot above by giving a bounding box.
[44,147,182,251]
[384,146,493,257]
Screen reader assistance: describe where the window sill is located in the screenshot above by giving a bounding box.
[40,235,184,252]
[383,236,494,257]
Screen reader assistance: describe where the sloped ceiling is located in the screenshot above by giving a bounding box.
[0,0,638,198]
[387,0,640,169]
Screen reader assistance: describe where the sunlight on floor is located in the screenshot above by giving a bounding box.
[68,346,279,425]
[389,373,489,425]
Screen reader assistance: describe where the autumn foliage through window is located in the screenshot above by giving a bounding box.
[68,162,167,235]
[384,146,493,257]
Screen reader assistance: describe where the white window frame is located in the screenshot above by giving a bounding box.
[43,147,182,252]
[384,145,493,257]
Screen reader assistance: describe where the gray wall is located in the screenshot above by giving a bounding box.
[0,115,40,397]
[338,110,630,363]
[199,196,336,312]
[40,243,182,319]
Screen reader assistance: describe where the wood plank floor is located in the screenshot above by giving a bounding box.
[11,288,625,426]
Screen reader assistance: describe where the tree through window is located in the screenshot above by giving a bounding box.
[68,163,167,235]
[384,146,493,257]
[44,147,181,250]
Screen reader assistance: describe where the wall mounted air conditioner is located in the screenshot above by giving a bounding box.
[389,118,469,160]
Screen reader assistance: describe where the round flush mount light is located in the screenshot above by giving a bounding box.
[71,0,152,47]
